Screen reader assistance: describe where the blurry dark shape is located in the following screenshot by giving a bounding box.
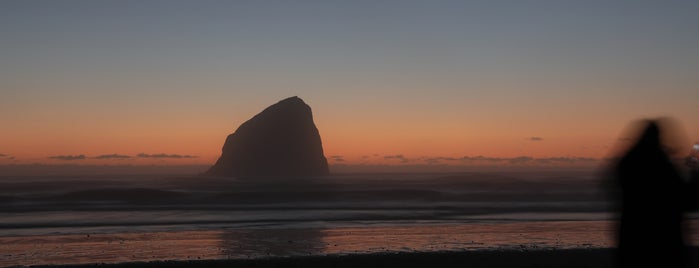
[204,96,329,177]
[611,117,690,160]
[613,120,689,268]
[687,143,699,167]
[686,143,699,212]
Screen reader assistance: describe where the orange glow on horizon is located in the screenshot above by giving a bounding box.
[2,94,698,166]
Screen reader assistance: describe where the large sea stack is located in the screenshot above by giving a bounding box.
[204,96,330,177]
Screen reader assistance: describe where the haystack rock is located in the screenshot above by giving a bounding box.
[204,96,330,177]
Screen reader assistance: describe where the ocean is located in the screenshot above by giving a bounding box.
[0,170,629,266]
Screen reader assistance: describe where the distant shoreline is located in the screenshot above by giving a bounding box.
[0,163,600,177]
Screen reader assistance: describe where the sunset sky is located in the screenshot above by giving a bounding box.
[2,1,698,167]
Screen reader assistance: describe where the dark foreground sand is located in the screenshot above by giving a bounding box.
[27,248,699,268]
[23,249,622,268]
[19,247,699,268]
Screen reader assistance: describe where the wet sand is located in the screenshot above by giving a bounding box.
[1,221,616,267]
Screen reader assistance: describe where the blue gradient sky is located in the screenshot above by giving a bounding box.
[2,1,698,165]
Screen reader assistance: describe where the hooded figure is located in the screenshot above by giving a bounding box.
[615,121,688,268]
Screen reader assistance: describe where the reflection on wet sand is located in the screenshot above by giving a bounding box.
[0,221,619,267]
[220,228,326,257]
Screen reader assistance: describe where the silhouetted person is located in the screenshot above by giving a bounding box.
[615,121,688,268]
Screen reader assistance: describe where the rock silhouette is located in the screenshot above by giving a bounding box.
[204,96,329,177]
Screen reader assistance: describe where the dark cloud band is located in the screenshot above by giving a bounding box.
[48,155,86,161]
[93,154,132,159]
[137,153,197,159]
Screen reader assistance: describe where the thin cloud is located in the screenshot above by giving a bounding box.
[459,156,505,162]
[529,137,544,141]
[48,155,86,161]
[457,155,598,164]
[384,154,409,163]
[535,157,597,164]
[93,154,132,160]
[422,157,458,164]
[137,153,198,159]
[329,155,345,162]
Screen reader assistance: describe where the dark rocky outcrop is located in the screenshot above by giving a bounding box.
[204,96,329,177]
